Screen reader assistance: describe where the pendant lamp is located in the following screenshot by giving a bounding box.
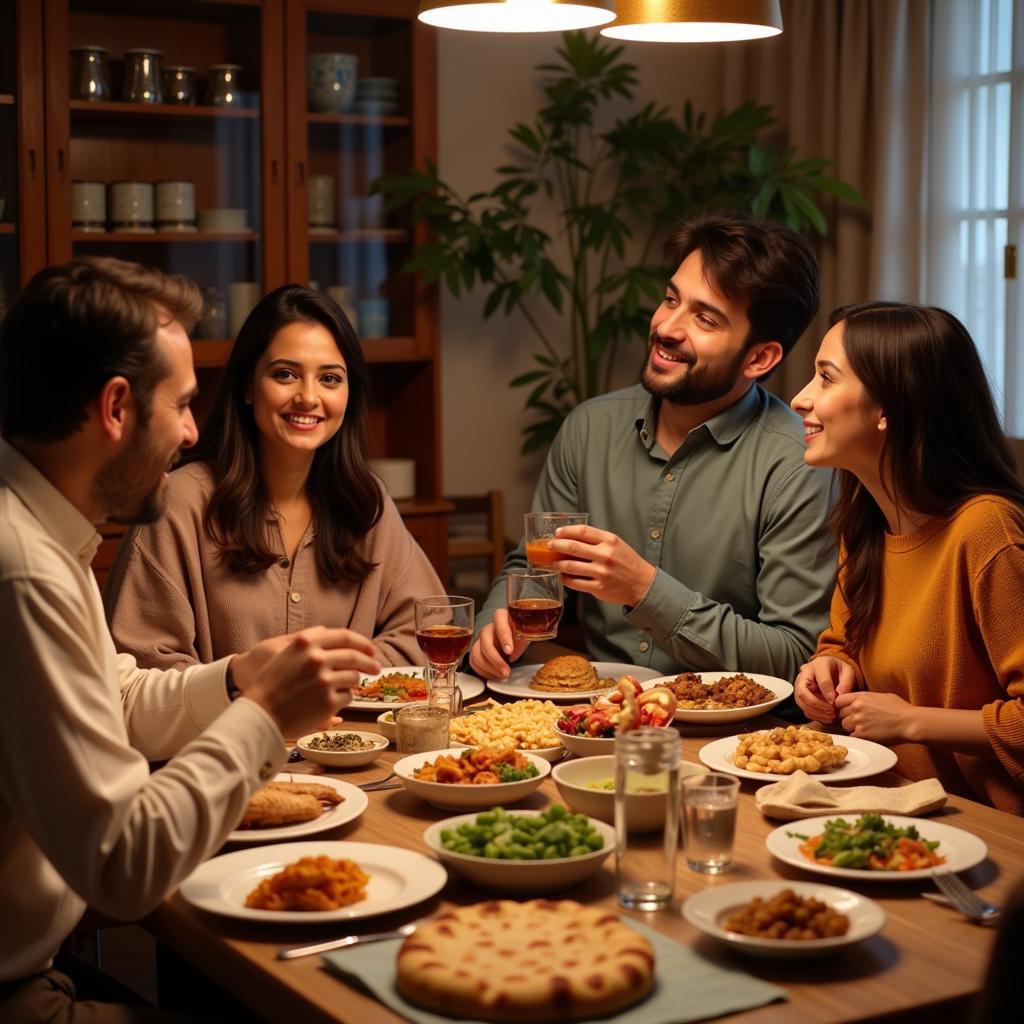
[602,0,783,42]
[418,1,616,33]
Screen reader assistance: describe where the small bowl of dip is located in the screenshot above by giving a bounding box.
[294,730,389,768]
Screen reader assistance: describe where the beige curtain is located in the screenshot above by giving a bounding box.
[712,0,931,399]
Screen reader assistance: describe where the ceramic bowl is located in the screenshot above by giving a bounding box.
[308,52,357,113]
[423,810,614,893]
[551,754,705,832]
[294,730,388,768]
[377,710,397,743]
[554,723,616,758]
[393,748,550,810]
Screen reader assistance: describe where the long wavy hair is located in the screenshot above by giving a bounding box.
[189,285,381,582]
[829,301,1024,654]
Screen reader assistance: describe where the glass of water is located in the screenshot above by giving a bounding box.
[682,773,739,874]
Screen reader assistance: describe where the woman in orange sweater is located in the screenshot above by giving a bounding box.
[791,302,1024,813]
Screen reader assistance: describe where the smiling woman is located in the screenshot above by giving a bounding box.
[103,285,444,671]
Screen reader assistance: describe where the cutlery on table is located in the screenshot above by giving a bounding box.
[357,770,396,791]
[277,921,419,960]
[929,871,1001,924]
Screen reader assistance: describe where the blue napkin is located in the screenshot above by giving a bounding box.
[322,914,786,1024]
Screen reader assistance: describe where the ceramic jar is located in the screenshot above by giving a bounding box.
[70,46,112,101]
[123,49,163,104]
[206,64,242,106]
[109,181,155,232]
[307,53,357,114]
[71,181,106,232]
[155,181,196,231]
[162,66,196,105]
[307,175,336,229]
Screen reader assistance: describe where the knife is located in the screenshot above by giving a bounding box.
[277,921,419,960]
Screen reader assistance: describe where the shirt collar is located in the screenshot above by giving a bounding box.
[634,384,763,450]
[0,438,102,566]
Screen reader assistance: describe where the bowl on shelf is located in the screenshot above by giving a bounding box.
[422,809,614,892]
[294,730,388,768]
[551,754,704,832]
[308,52,357,113]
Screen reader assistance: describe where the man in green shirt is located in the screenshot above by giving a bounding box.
[472,212,835,681]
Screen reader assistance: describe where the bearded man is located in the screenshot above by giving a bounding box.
[472,211,835,680]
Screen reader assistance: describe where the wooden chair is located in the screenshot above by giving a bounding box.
[446,491,507,596]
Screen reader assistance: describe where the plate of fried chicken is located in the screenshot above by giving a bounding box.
[228,774,368,843]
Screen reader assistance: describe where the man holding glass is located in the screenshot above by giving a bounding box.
[471,211,834,681]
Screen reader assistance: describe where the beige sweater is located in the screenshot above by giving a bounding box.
[103,462,443,669]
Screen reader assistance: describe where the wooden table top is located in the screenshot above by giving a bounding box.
[145,690,1024,1024]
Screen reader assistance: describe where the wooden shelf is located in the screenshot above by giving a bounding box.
[72,230,259,243]
[0,223,15,235]
[308,229,408,244]
[70,100,258,120]
[0,95,14,106]
[191,337,425,369]
[191,340,233,368]
[307,111,410,128]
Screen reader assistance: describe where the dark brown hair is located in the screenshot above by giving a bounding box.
[189,285,381,583]
[664,211,819,359]
[0,256,201,440]
[828,301,1024,654]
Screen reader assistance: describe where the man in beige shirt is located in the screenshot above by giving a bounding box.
[0,257,381,1020]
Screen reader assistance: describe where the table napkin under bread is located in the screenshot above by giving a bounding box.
[323,914,785,1024]
[754,771,947,821]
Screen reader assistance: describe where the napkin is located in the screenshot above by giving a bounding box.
[754,770,947,821]
[322,915,785,1024]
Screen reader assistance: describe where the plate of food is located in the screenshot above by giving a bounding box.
[698,727,898,783]
[227,774,368,843]
[683,880,885,959]
[448,699,565,760]
[180,840,447,923]
[350,666,484,710]
[766,813,988,881]
[645,671,793,724]
[486,655,661,701]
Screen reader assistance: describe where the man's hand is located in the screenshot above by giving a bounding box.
[547,524,656,608]
[793,656,858,723]
[231,627,381,739]
[469,609,530,680]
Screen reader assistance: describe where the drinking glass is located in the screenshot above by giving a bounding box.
[682,773,739,874]
[506,568,563,641]
[395,702,450,754]
[524,512,589,567]
[414,595,474,708]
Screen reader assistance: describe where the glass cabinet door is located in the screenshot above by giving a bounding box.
[42,0,287,370]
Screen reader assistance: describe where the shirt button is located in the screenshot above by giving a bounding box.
[639,641,650,652]
[290,591,302,604]
[665,472,674,481]
[650,529,661,540]
[258,761,274,781]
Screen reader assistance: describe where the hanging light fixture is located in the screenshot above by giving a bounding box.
[418,1,616,33]
[602,0,783,42]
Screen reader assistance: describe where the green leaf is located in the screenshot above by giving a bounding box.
[509,369,549,387]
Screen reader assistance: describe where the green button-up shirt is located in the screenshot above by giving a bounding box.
[480,383,836,679]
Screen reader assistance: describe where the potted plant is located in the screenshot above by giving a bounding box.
[376,31,863,454]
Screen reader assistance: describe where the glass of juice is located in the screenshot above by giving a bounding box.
[524,512,589,567]
[414,595,474,699]
[506,568,563,641]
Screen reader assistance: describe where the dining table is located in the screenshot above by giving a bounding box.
[142,654,1024,1024]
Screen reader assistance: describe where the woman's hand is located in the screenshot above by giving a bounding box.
[794,656,858,723]
[834,690,912,744]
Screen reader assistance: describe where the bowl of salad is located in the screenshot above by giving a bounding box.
[554,677,677,758]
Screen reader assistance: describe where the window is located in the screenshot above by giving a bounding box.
[927,0,1022,432]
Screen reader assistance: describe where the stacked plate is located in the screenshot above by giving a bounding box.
[352,76,398,116]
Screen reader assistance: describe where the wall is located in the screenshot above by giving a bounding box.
[436,30,721,541]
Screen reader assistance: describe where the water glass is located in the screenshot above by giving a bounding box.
[524,512,589,567]
[395,703,450,754]
[615,727,680,911]
[682,773,739,874]
[506,567,563,641]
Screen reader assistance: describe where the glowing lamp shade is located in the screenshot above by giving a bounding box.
[418,1,616,33]
[602,0,783,42]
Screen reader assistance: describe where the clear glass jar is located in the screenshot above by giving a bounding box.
[196,287,227,340]
[70,45,111,101]
[123,49,163,104]
[614,727,680,910]
[206,64,242,107]
[162,66,196,105]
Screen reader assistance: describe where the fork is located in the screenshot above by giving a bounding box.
[932,871,1001,924]
[357,770,396,791]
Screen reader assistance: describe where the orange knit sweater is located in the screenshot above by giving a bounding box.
[816,495,1024,815]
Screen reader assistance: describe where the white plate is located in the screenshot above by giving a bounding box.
[393,747,550,810]
[698,733,898,783]
[765,814,988,881]
[349,666,484,710]
[683,880,885,959]
[643,672,793,724]
[180,840,447,922]
[487,661,661,701]
[227,774,368,843]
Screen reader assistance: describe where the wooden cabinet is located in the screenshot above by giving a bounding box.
[4,0,448,577]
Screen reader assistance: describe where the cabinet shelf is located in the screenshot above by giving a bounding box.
[73,231,259,243]
[191,340,233,368]
[307,111,410,128]
[0,94,14,106]
[0,223,15,235]
[309,229,408,244]
[191,336,426,368]
[70,100,258,120]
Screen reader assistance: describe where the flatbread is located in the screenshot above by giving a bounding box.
[396,899,655,1022]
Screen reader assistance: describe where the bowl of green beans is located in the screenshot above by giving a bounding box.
[422,804,614,892]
